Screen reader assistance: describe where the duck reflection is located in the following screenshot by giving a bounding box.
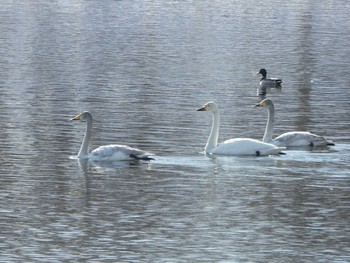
[257,85,282,100]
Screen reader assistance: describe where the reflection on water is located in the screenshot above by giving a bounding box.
[76,156,155,172]
[257,85,283,101]
[0,0,350,262]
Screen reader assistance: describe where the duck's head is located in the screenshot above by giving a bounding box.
[257,68,267,78]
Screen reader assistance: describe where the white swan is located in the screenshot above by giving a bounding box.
[197,101,285,156]
[71,111,154,161]
[257,68,282,88]
[255,99,334,147]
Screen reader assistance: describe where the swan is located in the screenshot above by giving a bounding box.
[255,99,334,147]
[71,111,154,161]
[197,101,285,156]
[257,68,282,88]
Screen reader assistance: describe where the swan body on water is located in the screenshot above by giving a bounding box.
[258,68,282,88]
[197,101,285,156]
[71,111,153,161]
[255,99,334,147]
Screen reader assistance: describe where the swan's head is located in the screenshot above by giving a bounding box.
[255,99,273,108]
[257,68,267,77]
[71,111,93,122]
[197,101,219,113]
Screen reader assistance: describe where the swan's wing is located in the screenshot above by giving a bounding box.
[274,131,333,147]
[90,144,153,161]
[212,138,285,156]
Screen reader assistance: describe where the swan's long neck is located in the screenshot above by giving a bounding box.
[78,116,93,158]
[263,103,275,143]
[205,109,220,152]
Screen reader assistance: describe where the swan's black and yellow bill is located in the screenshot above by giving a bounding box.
[255,100,266,107]
[197,104,208,111]
[71,113,82,121]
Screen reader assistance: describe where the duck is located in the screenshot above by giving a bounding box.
[197,101,285,156]
[255,99,334,147]
[71,111,154,161]
[257,68,282,88]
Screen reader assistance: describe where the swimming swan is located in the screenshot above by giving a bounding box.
[197,101,285,156]
[255,99,334,147]
[257,68,282,87]
[71,111,153,161]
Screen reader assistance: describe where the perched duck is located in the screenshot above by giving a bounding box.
[71,111,154,161]
[197,101,285,156]
[255,99,334,147]
[257,68,282,88]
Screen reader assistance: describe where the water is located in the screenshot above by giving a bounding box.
[0,0,349,262]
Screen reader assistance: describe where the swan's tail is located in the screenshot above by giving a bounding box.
[129,154,155,161]
[261,147,286,156]
[325,138,335,146]
[313,136,335,146]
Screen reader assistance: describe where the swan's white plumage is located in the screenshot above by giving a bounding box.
[89,144,151,161]
[197,101,285,156]
[71,111,153,161]
[211,138,285,156]
[256,99,334,147]
[273,132,333,147]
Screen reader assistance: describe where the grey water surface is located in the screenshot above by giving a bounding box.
[0,0,349,262]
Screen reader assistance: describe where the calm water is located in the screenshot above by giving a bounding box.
[0,0,349,262]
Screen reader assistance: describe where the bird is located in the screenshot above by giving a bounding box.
[197,101,285,156]
[257,68,282,88]
[71,111,154,161]
[255,99,334,147]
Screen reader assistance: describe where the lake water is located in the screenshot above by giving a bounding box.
[0,0,349,262]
